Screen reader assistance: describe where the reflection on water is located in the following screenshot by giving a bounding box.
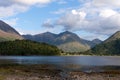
[0,56,120,72]
[0,56,120,66]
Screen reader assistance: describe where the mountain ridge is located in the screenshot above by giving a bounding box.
[23,31,102,52]
[0,20,23,41]
[105,31,120,43]
[0,20,20,35]
[86,31,120,55]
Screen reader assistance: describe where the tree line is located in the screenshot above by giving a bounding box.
[0,40,61,56]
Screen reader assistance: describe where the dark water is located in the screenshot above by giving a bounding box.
[0,56,120,72]
[0,56,120,66]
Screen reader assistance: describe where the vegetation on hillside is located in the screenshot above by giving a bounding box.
[58,42,90,52]
[0,40,61,56]
[85,39,120,55]
[23,31,100,52]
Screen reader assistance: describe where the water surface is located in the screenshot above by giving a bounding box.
[0,56,120,66]
[0,56,120,72]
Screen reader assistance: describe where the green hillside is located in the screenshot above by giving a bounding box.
[105,31,120,43]
[0,40,61,56]
[86,39,120,55]
[58,42,90,52]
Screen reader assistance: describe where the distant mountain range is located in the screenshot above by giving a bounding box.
[0,20,23,41]
[0,20,120,55]
[0,20,102,52]
[23,31,102,52]
[87,31,120,55]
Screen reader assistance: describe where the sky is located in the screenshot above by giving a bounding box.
[0,0,120,40]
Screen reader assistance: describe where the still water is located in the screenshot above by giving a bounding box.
[0,56,120,66]
[1,56,120,72]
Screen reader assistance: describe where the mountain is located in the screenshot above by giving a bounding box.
[0,20,23,41]
[23,31,101,52]
[23,32,57,45]
[105,31,120,43]
[0,40,60,56]
[34,32,57,44]
[86,31,120,55]
[54,31,91,52]
[92,39,102,44]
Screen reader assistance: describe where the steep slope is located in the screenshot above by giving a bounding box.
[86,31,120,55]
[23,31,100,52]
[0,20,23,41]
[87,39,120,55]
[54,31,83,45]
[54,31,90,52]
[0,40,60,55]
[105,31,120,43]
[0,20,20,34]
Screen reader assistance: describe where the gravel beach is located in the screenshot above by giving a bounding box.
[0,64,120,80]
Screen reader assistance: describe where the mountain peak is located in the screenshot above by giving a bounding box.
[92,38,102,44]
[43,31,55,35]
[105,31,120,43]
[23,31,102,52]
[64,31,71,33]
[115,31,120,34]
[62,31,73,34]
[92,38,101,41]
[59,31,75,36]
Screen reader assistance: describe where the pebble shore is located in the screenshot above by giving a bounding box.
[0,64,120,80]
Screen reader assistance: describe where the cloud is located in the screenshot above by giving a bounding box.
[0,0,52,7]
[0,4,28,18]
[99,9,117,18]
[55,8,120,35]
[92,0,120,8]
[0,0,53,18]
[42,19,54,28]
[42,0,120,40]
[56,10,87,30]
[15,0,52,6]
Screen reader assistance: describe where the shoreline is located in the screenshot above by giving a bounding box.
[0,64,120,80]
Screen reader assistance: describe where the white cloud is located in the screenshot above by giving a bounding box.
[93,0,120,8]
[56,9,120,35]
[56,10,89,31]
[0,4,28,18]
[71,10,78,15]
[15,0,52,5]
[42,19,54,28]
[0,0,52,6]
[72,10,86,19]
[0,0,53,18]
[99,9,118,18]
[46,0,120,40]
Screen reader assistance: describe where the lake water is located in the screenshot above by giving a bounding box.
[0,56,120,66]
[0,56,120,72]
